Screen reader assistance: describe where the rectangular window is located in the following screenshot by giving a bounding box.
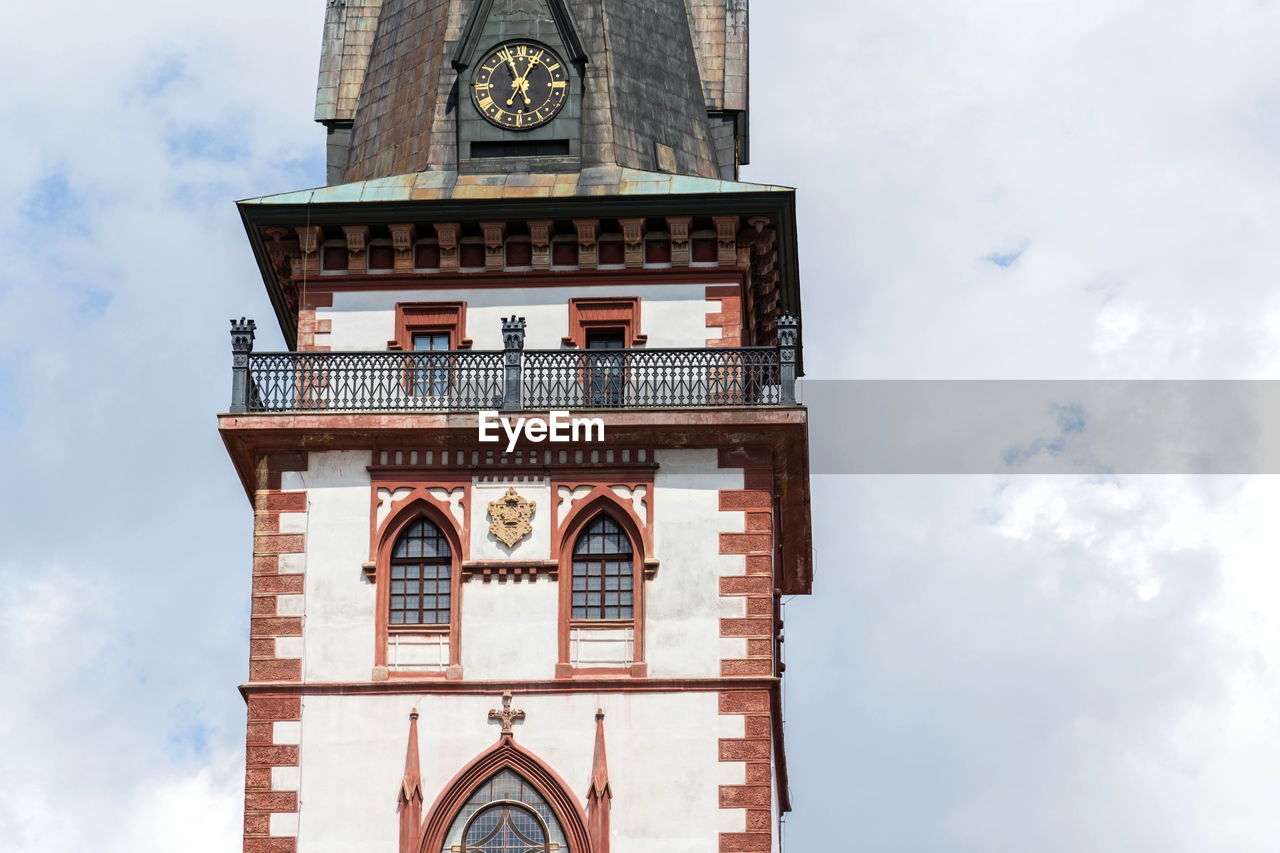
[584,331,625,407]
[412,333,451,397]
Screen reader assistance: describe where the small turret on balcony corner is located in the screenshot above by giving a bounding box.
[230,318,257,413]
[777,314,799,404]
[502,317,527,351]
[501,317,528,410]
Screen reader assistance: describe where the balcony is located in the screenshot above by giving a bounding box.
[229,316,799,414]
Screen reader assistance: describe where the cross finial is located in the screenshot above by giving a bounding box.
[489,691,526,736]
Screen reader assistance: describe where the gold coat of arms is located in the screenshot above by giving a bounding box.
[488,487,536,548]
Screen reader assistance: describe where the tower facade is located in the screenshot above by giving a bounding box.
[223,2,811,851]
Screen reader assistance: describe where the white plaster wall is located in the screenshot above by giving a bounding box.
[297,451,745,683]
[460,578,559,680]
[470,479,551,560]
[300,450,376,683]
[322,283,731,351]
[648,449,745,679]
[295,691,723,853]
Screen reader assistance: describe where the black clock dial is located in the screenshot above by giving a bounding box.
[471,41,569,130]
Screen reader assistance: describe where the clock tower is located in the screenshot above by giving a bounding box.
[224,2,812,852]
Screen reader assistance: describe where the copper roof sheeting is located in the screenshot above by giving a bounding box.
[316,0,752,183]
[238,165,791,206]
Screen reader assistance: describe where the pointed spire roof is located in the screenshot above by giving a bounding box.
[453,0,586,70]
[399,709,424,805]
[316,0,745,183]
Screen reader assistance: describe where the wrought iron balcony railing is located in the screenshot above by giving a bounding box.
[228,316,798,414]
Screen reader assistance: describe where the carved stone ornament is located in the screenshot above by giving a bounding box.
[488,691,526,736]
[488,487,536,548]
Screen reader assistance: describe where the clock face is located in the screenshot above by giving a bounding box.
[471,41,570,131]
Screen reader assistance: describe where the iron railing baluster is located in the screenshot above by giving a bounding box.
[241,347,790,413]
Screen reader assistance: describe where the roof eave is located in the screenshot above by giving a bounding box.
[236,187,801,351]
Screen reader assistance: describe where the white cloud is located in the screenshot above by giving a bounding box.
[788,476,1280,850]
[0,2,315,850]
[746,0,1280,380]
[113,758,243,853]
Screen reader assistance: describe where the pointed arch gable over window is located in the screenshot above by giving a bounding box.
[419,737,591,853]
[374,496,467,678]
[553,493,653,679]
[552,487,654,569]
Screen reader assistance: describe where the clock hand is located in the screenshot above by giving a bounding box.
[506,61,534,107]
[500,51,525,104]
[502,50,520,80]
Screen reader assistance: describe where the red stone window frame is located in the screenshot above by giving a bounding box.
[561,297,647,349]
[371,491,470,680]
[419,737,592,853]
[388,301,473,351]
[553,485,656,679]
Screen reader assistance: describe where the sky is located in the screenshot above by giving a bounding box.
[2,1,1280,851]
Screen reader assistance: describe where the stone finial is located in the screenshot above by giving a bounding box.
[587,708,612,853]
[488,692,526,736]
[399,708,424,853]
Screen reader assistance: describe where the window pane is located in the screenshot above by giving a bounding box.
[413,333,450,352]
[570,516,634,621]
[388,518,454,624]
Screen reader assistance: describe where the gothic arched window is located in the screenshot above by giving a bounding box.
[390,517,452,626]
[465,803,548,852]
[571,514,634,621]
[444,769,567,853]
